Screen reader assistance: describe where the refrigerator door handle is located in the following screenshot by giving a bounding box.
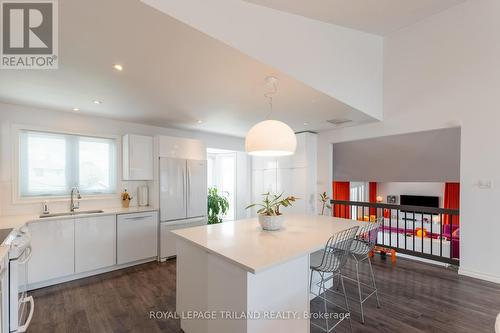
[183,164,187,215]
[187,163,191,215]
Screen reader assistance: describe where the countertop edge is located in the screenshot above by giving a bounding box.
[29,208,159,224]
[171,230,324,275]
[172,232,257,274]
[0,207,159,229]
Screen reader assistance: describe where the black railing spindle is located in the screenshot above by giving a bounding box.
[421,213,424,254]
[430,213,433,256]
[330,199,459,265]
[396,209,399,249]
[450,214,453,260]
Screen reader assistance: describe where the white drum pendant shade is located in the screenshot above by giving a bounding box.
[245,120,297,156]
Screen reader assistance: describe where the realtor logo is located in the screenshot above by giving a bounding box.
[1,0,58,69]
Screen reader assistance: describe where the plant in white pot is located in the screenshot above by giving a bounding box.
[246,192,298,231]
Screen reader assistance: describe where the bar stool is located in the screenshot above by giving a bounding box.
[310,226,359,332]
[343,219,383,324]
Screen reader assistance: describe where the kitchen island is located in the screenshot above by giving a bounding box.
[172,214,365,333]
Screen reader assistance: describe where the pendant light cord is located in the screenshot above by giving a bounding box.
[265,94,273,119]
[264,76,278,120]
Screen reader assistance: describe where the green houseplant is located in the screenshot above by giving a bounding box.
[246,192,298,230]
[207,187,229,224]
[319,192,332,216]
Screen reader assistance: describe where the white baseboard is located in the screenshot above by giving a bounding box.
[459,268,500,285]
[27,257,158,291]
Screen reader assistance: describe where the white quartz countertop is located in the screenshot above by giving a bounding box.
[172,214,367,274]
[0,206,158,229]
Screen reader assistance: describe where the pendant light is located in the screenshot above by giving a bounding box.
[245,77,297,156]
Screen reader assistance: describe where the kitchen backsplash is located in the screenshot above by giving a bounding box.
[0,180,152,216]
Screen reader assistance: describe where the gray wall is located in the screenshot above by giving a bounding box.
[332,127,460,182]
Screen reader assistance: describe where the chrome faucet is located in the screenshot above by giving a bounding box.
[70,187,82,212]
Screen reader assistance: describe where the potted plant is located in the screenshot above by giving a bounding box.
[319,192,332,216]
[246,192,298,231]
[207,187,229,224]
[121,189,133,208]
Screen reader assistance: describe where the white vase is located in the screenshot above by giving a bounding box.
[258,214,285,231]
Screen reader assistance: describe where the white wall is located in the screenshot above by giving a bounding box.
[318,0,500,283]
[377,183,445,208]
[0,102,245,217]
[332,128,460,182]
[142,0,383,120]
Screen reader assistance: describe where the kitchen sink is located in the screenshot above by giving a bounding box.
[39,210,105,218]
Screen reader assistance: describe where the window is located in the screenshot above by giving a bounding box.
[350,182,368,220]
[19,130,117,197]
[207,149,237,221]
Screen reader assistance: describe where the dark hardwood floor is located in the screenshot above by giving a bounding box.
[27,256,500,333]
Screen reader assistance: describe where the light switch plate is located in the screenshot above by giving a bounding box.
[476,180,492,189]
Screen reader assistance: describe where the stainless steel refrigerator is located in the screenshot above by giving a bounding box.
[159,157,207,259]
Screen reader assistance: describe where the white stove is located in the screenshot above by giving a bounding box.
[4,227,34,333]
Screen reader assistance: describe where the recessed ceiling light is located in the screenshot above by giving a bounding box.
[197,120,203,124]
[93,100,102,105]
[112,64,123,71]
[303,122,309,126]
[72,107,80,111]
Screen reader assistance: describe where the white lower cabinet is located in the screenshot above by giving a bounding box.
[26,210,158,289]
[117,212,158,265]
[160,217,206,259]
[27,218,75,285]
[75,215,116,273]
[160,223,177,259]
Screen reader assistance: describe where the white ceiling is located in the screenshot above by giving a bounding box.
[0,0,374,138]
[245,0,466,35]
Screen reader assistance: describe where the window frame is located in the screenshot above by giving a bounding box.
[12,124,120,203]
[207,149,237,221]
[350,181,369,220]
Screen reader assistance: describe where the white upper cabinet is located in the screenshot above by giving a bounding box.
[123,134,154,180]
[157,135,206,160]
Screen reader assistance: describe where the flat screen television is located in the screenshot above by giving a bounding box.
[400,195,439,208]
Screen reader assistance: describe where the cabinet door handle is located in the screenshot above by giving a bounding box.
[124,216,149,221]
